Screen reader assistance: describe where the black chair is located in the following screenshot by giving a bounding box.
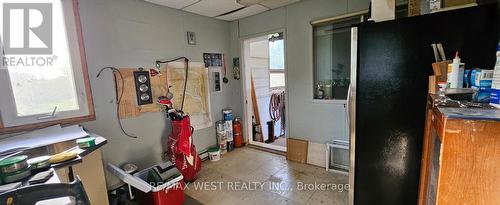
[0,176,91,205]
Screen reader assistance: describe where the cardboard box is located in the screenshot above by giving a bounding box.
[286,138,308,163]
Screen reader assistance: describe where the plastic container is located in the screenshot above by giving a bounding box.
[0,155,28,174]
[107,162,185,205]
[0,165,31,185]
[490,40,500,108]
[76,137,96,148]
[222,109,233,121]
[216,121,227,153]
[471,69,493,103]
[225,121,233,141]
[28,156,51,171]
[447,51,465,88]
[208,147,221,161]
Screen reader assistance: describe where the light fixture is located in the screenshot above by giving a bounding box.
[139,84,149,92]
[237,0,265,6]
[133,69,153,105]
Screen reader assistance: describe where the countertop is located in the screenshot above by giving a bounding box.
[437,107,500,121]
[429,94,500,121]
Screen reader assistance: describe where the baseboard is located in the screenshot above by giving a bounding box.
[247,143,330,170]
[247,144,286,156]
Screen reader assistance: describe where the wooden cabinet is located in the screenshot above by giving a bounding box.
[418,97,500,205]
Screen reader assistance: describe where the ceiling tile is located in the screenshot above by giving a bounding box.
[260,0,300,9]
[183,0,244,17]
[144,0,200,9]
[216,4,269,21]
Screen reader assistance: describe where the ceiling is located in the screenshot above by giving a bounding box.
[144,0,301,21]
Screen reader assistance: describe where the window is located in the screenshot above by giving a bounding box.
[0,0,94,132]
[313,15,362,100]
[269,32,285,88]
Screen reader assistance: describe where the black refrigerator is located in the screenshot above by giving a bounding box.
[348,4,498,205]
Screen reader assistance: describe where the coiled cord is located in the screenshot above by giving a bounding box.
[269,90,285,136]
[96,67,138,139]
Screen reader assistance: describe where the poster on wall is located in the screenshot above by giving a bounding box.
[167,62,212,130]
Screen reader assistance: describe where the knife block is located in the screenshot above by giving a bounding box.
[429,60,451,94]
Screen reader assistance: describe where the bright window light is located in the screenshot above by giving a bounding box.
[0,0,91,127]
[270,73,285,88]
[5,0,79,116]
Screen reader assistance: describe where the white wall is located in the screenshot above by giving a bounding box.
[233,0,370,144]
[76,0,239,187]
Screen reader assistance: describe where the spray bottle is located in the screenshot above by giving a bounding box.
[447,51,465,88]
[490,40,500,108]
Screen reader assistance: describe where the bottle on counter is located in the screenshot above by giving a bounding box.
[490,40,500,108]
[447,51,465,89]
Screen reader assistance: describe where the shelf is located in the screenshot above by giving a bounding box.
[312,99,347,104]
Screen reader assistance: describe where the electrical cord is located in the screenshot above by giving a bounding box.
[96,67,138,139]
[155,57,189,111]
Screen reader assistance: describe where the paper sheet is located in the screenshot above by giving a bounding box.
[0,124,88,154]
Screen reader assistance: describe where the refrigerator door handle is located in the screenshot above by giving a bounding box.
[346,84,351,138]
[348,26,358,205]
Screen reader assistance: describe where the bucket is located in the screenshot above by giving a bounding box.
[222,109,233,121]
[215,121,227,153]
[219,140,227,154]
[225,121,233,141]
[208,147,221,161]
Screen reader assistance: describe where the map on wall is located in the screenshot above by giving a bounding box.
[167,62,212,130]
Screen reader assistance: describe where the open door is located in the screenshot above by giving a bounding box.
[241,31,287,152]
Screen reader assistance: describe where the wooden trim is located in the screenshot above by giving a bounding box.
[0,115,95,135]
[0,0,95,134]
[73,0,95,120]
[247,144,286,156]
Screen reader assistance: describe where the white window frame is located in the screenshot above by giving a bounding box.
[0,0,94,132]
[269,70,285,89]
[268,36,285,89]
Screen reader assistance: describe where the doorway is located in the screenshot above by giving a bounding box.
[241,31,287,152]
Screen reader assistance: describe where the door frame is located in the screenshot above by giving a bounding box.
[240,28,288,152]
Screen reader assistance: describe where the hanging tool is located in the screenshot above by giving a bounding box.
[155,57,190,111]
[222,54,229,84]
[269,90,286,137]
